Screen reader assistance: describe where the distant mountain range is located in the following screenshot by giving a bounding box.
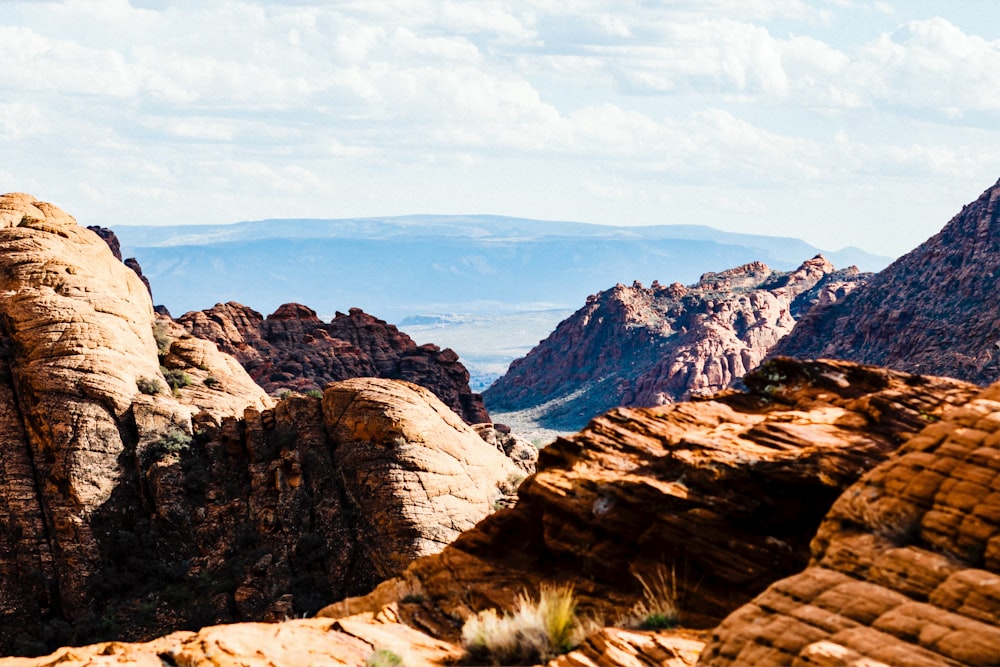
[115,215,892,323]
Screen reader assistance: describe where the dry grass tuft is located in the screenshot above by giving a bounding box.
[461,584,598,665]
[621,565,679,630]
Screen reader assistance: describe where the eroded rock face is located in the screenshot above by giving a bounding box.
[178,302,490,424]
[700,381,1000,666]
[484,256,866,431]
[775,177,1000,386]
[0,194,513,656]
[324,359,977,636]
[0,194,272,644]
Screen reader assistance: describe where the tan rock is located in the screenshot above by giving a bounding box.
[699,382,1000,666]
[324,378,523,578]
[0,618,459,667]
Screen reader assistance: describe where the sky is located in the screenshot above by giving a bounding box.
[3,1,1000,258]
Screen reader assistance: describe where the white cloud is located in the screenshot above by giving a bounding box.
[3,0,1000,258]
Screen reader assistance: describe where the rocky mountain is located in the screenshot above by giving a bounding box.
[5,356,985,666]
[484,255,867,431]
[176,301,490,424]
[112,215,892,324]
[774,177,1000,385]
[0,193,525,656]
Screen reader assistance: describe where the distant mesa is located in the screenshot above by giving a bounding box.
[484,255,868,431]
[775,176,1000,386]
[112,214,892,325]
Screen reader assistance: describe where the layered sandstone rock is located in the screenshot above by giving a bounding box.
[0,193,271,648]
[0,617,461,667]
[0,194,516,656]
[323,359,977,635]
[178,302,490,423]
[775,177,1000,386]
[698,380,1000,666]
[484,257,866,431]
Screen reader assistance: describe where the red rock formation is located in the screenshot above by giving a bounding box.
[774,177,1000,386]
[484,256,866,430]
[321,359,977,636]
[699,378,1000,666]
[0,194,517,656]
[178,302,490,424]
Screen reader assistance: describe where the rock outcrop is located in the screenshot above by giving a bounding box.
[0,194,519,656]
[178,302,490,424]
[484,256,866,431]
[699,378,1000,666]
[774,178,1000,386]
[322,359,977,635]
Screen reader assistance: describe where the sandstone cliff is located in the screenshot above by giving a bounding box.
[700,376,1000,666]
[484,256,866,431]
[5,357,992,666]
[774,178,1000,386]
[178,302,490,424]
[0,194,520,656]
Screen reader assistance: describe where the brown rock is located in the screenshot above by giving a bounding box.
[323,358,977,637]
[485,256,867,430]
[179,302,490,423]
[699,380,1000,666]
[775,177,1000,386]
[86,225,152,297]
[0,194,511,656]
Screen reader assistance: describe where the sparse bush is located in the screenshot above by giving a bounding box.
[306,389,323,399]
[461,584,596,665]
[152,321,171,357]
[277,389,293,400]
[366,649,404,667]
[144,428,193,464]
[621,566,678,631]
[203,376,221,389]
[136,377,164,395]
[162,368,192,392]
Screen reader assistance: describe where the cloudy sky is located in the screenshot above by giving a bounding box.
[3,1,1000,257]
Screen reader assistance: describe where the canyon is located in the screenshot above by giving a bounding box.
[2,184,1000,667]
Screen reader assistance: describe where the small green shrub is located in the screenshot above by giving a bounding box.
[162,368,192,391]
[203,376,221,389]
[461,584,595,665]
[277,389,293,400]
[145,428,193,464]
[306,389,323,399]
[136,377,164,395]
[366,648,404,667]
